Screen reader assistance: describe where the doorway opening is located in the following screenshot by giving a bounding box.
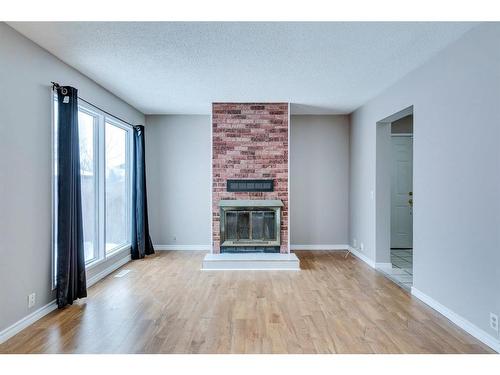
[375,106,414,290]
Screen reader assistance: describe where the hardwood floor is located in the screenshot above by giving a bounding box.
[0,251,493,354]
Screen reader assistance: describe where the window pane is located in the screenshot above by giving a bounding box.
[78,110,97,263]
[105,122,129,252]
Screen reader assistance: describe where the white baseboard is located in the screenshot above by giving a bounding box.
[0,300,57,344]
[87,254,131,287]
[290,244,349,251]
[411,287,500,353]
[347,246,376,268]
[155,244,211,251]
[0,254,131,345]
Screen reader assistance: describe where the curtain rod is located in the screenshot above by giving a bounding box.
[52,82,137,127]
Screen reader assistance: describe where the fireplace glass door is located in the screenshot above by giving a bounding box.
[224,210,276,242]
[251,211,275,240]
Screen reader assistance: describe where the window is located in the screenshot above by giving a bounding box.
[105,121,130,253]
[52,95,133,286]
[78,109,98,263]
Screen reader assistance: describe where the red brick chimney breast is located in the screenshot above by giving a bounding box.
[212,103,289,253]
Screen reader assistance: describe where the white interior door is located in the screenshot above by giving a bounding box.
[391,136,413,248]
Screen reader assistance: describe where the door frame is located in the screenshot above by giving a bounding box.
[375,106,414,267]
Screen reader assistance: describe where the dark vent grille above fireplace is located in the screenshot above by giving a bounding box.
[227,179,274,192]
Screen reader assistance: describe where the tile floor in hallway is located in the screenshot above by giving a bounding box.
[379,249,413,290]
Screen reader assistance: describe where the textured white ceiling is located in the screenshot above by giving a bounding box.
[9,22,477,114]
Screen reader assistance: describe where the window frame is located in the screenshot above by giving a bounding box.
[103,117,133,257]
[52,93,134,288]
[77,105,102,266]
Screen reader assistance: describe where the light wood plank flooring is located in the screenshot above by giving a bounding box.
[0,251,493,353]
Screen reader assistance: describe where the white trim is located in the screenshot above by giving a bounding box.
[155,244,211,251]
[411,287,500,353]
[97,108,106,264]
[348,248,393,271]
[86,246,130,271]
[378,105,413,124]
[290,244,349,251]
[347,246,376,268]
[344,248,499,353]
[105,243,131,261]
[86,254,131,287]
[0,300,57,344]
[0,253,131,345]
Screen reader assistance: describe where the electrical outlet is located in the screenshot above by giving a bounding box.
[28,293,36,309]
[173,236,177,242]
[353,239,357,248]
[490,312,498,333]
[360,243,364,252]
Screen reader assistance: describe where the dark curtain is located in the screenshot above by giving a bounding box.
[131,125,155,259]
[55,85,87,308]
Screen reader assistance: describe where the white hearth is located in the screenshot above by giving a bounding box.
[202,253,300,271]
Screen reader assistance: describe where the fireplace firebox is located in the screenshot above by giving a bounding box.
[219,200,283,253]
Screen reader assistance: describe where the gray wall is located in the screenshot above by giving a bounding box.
[290,115,350,246]
[0,23,144,333]
[145,115,212,247]
[349,23,500,338]
[145,114,351,249]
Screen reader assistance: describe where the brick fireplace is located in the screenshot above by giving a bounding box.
[212,103,289,254]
